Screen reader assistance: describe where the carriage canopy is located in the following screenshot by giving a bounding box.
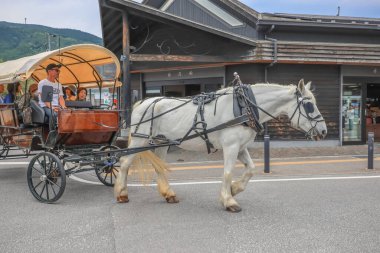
[0,44,121,88]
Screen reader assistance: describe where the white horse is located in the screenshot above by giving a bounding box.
[115,79,327,212]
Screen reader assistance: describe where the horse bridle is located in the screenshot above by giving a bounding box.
[289,89,325,139]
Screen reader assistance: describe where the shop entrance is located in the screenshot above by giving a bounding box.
[342,77,380,144]
[342,83,364,144]
[365,83,380,142]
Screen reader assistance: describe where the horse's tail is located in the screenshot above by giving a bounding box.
[128,133,169,184]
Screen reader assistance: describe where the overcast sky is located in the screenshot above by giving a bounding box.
[0,0,379,38]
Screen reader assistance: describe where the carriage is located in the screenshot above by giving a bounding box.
[0,44,131,203]
[0,44,328,211]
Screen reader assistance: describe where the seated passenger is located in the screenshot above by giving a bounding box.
[64,85,77,101]
[77,87,87,101]
[38,63,67,129]
[4,82,19,103]
[16,83,38,109]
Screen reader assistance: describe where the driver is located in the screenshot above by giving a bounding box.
[38,63,67,129]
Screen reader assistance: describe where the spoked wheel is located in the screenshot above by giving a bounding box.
[27,152,66,203]
[0,144,7,157]
[95,145,120,186]
[0,136,9,158]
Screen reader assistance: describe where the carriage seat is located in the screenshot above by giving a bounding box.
[30,100,47,124]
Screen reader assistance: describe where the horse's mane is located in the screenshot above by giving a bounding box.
[216,83,317,104]
[216,83,297,94]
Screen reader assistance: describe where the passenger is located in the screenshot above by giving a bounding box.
[0,84,5,103]
[16,82,23,99]
[29,83,39,101]
[65,85,77,101]
[38,63,67,129]
[77,87,87,101]
[16,83,38,109]
[4,82,19,103]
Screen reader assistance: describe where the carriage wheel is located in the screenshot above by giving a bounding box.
[0,144,6,157]
[95,145,120,187]
[0,135,8,157]
[27,152,66,203]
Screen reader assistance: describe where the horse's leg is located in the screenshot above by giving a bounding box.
[231,148,255,196]
[154,147,178,203]
[114,153,136,203]
[220,144,241,212]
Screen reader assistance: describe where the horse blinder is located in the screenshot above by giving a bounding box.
[303,101,315,114]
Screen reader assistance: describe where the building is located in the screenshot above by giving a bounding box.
[98,0,380,145]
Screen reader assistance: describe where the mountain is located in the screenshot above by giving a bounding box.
[0,21,102,62]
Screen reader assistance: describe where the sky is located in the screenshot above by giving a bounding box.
[0,0,379,38]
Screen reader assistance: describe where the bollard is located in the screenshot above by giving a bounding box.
[368,132,374,170]
[264,134,270,173]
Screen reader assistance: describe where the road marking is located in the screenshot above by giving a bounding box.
[69,175,103,185]
[126,175,380,187]
[0,157,378,172]
[69,174,380,187]
[169,157,380,171]
[169,154,380,165]
[0,162,29,165]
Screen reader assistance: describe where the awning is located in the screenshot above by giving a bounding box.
[0,44,121,88]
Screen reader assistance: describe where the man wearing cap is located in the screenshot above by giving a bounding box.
[38,63,67,128]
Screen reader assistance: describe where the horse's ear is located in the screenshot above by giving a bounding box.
[305,81,312,90]
[297,79,305,93]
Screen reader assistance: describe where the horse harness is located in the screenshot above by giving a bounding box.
[288,89,325,139]
[233,85,263,133]
[131,86,263,153]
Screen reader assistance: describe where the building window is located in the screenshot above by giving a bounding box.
[193,0,244,27]
[145,86,162,97]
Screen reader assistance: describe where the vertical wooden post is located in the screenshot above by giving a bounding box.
[122,11,131,128]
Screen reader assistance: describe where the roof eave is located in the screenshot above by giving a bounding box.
[258,19,380,31]
[103,0,257,46]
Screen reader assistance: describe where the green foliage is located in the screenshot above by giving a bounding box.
[0,21,102,62]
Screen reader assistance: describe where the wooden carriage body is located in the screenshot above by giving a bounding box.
[57,109,119,147]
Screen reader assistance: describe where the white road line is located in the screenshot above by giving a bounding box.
[126,175,380,187]
[69,175,103,185]
[3,161,379,187]
[0,162,29,165]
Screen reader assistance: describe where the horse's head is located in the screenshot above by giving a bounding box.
[287,79,327,140]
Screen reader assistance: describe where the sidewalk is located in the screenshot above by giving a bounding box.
[165,143,379,163]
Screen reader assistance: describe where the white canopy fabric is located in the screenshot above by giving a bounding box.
[0,44,121,88]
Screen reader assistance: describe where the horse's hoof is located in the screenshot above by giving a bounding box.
[166,196,179,203]
[226,205,242,213]
[117,195,129,203]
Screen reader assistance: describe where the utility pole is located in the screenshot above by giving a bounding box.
[47,33,57,51]
[47,33,51,51]
[24,18,26,24]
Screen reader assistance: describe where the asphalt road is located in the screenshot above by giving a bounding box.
[0,155,379,253]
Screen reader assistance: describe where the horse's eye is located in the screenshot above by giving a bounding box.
[304,102,314,113]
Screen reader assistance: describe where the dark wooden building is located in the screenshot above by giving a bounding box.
[98,0,380,145]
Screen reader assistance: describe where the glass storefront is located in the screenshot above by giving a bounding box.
[342,84,363,142]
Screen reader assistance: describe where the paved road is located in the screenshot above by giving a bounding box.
[0,155,379,253]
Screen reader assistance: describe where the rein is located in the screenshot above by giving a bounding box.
[120,76,325,149]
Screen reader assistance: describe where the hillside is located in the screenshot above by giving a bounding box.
[0,21,102,62]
